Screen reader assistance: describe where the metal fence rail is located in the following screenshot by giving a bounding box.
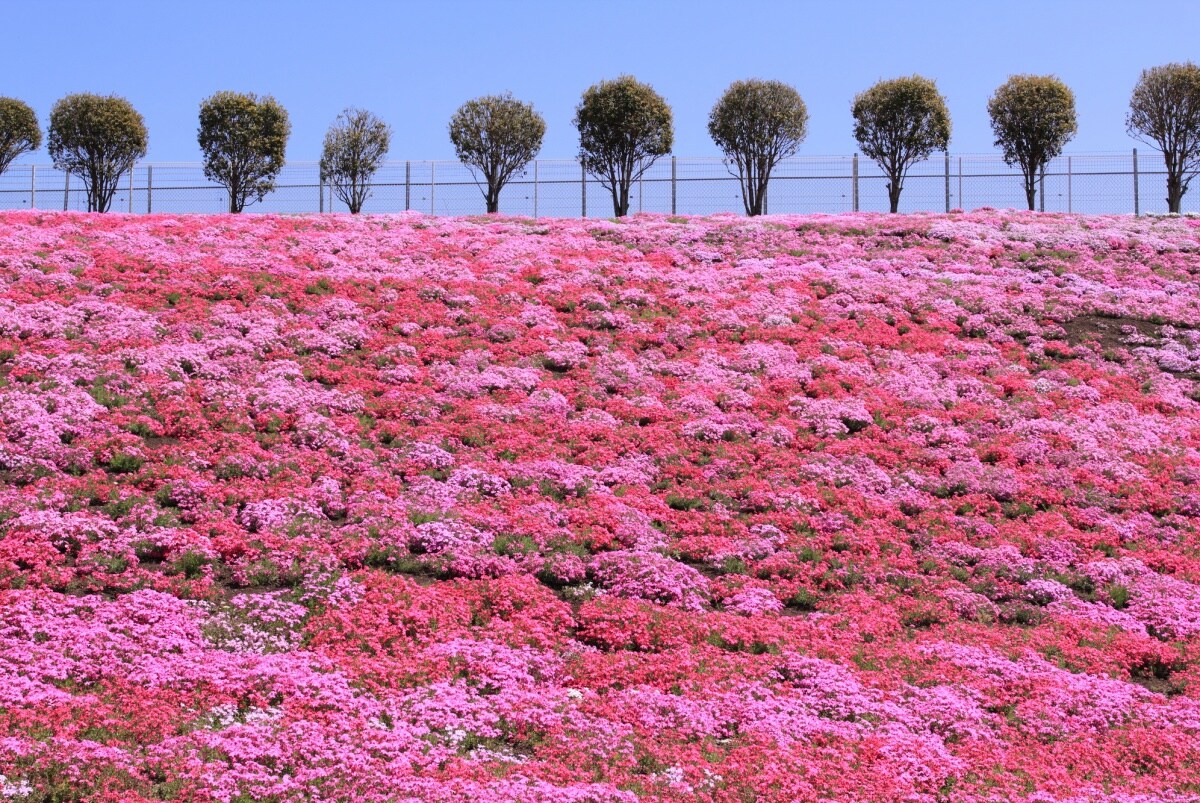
[0,150,1194,217]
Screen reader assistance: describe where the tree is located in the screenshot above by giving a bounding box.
[851,76,950,213]
[987,75,1077,211]
[449,93,545,214]
[574,75,673,217]
[1128,62,1200,214]
[198,92,290,213]
[708,80,808,216]
[320,108,391,214]
[0,98,41,178]
[47,94,147,213]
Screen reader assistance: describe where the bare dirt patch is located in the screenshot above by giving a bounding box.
[1061,314,1161,352]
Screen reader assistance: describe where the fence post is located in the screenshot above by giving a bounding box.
[671,156,677,215]
[1132,148,1140,216]
[405,161,411,211]
[958,157,963,210]
[63,172,69,211]
[146,165,152,214]
[763,180,768,215]
[533,160,539,218]
[129,167,134,213]
[319,174,324,214]
[430,161,436,214]
[1039,167,1045,213]
[852,154,859,212]
[1067,156,1073,214]
[30,165,35,209]
[581,162,587,218]
[944,152,951,213]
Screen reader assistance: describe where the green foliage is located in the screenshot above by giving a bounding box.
[574,75,673,217]
[708,79,808,216]
[449,93,545,214]
[987,75,1077,211]
[198,91,291,213]
[320,108,391,214]
[1106,582,1131,609]
[665,492,704,511]
[48,94,148,213]
[106,452,144,474]
[304,277,334,295]
[851,76,951,213]
[788,588,819,611]
[0,97,41,177]
[1127,62,1200,213]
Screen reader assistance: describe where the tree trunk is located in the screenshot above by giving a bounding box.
[746,174,766,216]
[736,170,750,216]
[1017,163,1034,211]
[486,183,500,214]
[887,179,902,214]
[748,183,763,216]
[88,167,103,212]
[95,179,112,213]
[613,181,629,217]
[1167,174,1184,214]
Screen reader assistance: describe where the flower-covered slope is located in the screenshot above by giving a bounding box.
[2,209,1200,802]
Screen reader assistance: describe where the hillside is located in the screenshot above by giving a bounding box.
[2,209,1200,801]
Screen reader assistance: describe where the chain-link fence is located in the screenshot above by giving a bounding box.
[0,150,1193,217]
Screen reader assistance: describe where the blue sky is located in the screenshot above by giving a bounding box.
[6,0,1199,163]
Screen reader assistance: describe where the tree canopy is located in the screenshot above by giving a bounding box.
[321,108,391,214]
[1128,62,1200,213]
[708,79,808,216]
[988,75,1077,211]
[48,93,147,213]
[449,93,545,214]
[852,76,950,213]
[0,97,41,178]
[574,75,673,217]
[198,92,291,213]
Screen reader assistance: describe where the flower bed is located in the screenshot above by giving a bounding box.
[2,209,1200,801]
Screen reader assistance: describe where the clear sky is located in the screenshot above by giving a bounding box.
[6,0,1200,163]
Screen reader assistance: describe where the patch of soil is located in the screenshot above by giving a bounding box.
[1064,314,1200,383]
[1061,314,1161,352]
[143,436,182,448]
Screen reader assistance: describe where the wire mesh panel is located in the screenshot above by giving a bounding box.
[583,166,618,219]
[143,163,229,213]
[1134,152,1200,215]
[671,156,739,215]
[0,165,35,211]
[853,155,947,214]
[522,159,581,218]
[768,156,856,214]
[0,151,1194,217]
[1051,153,1134,215]
[958,155,1038,212]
